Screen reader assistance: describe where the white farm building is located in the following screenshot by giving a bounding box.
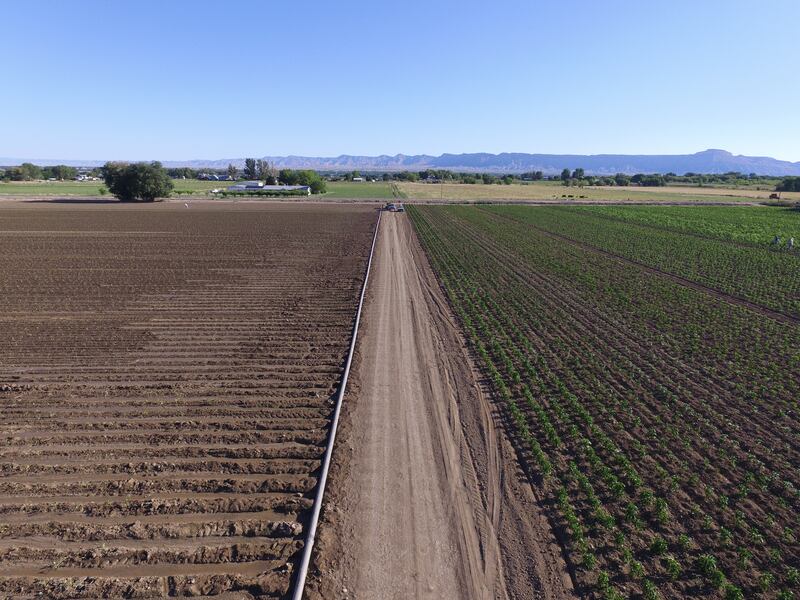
[226,182,311,195]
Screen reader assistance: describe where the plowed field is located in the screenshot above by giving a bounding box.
[0,201,376,599]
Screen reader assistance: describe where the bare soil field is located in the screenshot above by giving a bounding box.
[0,201,376,599]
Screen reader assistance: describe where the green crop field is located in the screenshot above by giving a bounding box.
[0,179,404,199]
[0,179,226,196]
[572,205,800,246]
[409,204,800,600]
[323,181,398,198]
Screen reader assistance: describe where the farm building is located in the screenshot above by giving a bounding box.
[226,181,264,191]
[226,182,311,195]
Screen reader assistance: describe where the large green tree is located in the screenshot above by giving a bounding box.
[43,165,78,180]
[9,163,43,181]
[243,158,257,179]
[279,169,327,193]
[102,161,174,202]
[776,177,800,192]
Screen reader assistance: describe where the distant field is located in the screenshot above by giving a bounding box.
[324,181,397,198]
[0,179,224,196]
[397,181,800,202]
[3,178,797,203]
[0,179,402,199]
[576,204,800,246]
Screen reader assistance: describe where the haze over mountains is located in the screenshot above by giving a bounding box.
[3,149,800,176]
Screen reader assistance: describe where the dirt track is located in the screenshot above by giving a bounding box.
[311,214,575,600]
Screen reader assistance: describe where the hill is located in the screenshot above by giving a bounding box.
[3,149,799,175]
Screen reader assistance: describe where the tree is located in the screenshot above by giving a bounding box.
[278,168,298,185]
[227,163,238,180]
[632,173,665,187]
[278,169,327,194]
[47,165,78,180]
[256,159,277,184]
[560,168,571,182]
[776,177,800,192]
[166,167,196,179]
[42,165,78,181]
[102,161,173,202]
[572,168,585,179]
[614,173,631,186]
[10,163,43,181]
[243,158,257,180]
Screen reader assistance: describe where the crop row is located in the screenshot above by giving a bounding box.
[573,205,800,248]
[489,205,800,318]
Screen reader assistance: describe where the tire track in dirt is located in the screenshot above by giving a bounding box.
[308,213,575,600]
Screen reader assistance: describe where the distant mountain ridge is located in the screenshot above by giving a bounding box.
[3,149,800,176]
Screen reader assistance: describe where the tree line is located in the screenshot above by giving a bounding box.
[99,160,326,201]
[4,161,796,195]
[775,177,800,192]
[0,163,88,181]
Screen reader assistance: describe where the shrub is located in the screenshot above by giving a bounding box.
[630,560,645,579]
[664,555,681,580]
[642,579,660,600]
[597,570,610,591]
[650,536,668,556]
[677,533,692,551]
[723,583,744,600]
[696,554,717,576]
[710,569,726,589]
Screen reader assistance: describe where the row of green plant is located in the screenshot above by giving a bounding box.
[573,205,800,248]
[408,205,799,599]
[491,205,800,318]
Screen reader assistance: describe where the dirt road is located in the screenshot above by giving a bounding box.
[310,213,576,600]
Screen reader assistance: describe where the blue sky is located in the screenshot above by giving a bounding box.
[2,0,799,161]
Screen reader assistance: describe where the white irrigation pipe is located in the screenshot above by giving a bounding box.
[291,209,382,600]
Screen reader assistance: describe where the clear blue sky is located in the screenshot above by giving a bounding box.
[2,0,799,161]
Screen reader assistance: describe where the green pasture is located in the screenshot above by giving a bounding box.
[323,181,396,198]
[0,179,224,196]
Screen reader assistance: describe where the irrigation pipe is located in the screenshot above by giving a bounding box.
[291,209,382,600]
